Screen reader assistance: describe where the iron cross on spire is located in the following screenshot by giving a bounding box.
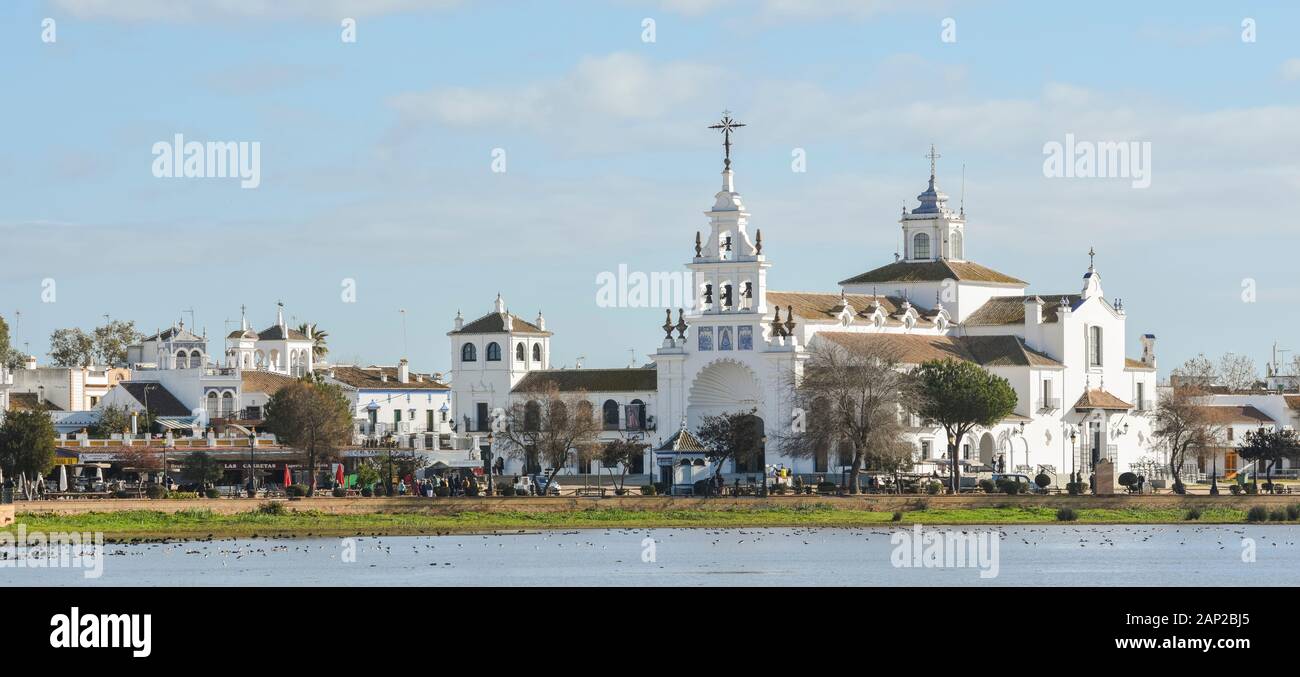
[709,111,746,170]
[1088,246,1096,268]
[926,144,941,179]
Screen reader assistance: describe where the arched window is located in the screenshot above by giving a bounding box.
[516,342,526,361]
[576,400,594,424]
[461,343,477,362]
[207,391,218,412]
[176,351,188,369]
[532,343,542,363]
[951,231,963,259]
[189,350,202,368]
[602,399,620,430]
[221,391,234,417]
[627,399,645,430]
[1088,325,1103,367]
[486,342,501,361]
[255,350,265,368]
[913,232,930,259]
[524,400,540,431]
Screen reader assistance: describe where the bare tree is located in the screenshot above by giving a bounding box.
[780,340,920,494]
[598,437,649,494]
[1170,354,1218,389]
[495,381,601,494]
[1150,386,1223,493]
[1217,352,1258,392]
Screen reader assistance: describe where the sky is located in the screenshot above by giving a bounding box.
[1,0,1298,378]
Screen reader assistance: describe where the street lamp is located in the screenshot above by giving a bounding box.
[947,432,957,494]
[1069,428,1078,486]
[247,428,257,498]
[759,435,768,497]
[484,431,495,494]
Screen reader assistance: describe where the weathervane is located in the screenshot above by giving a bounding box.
[708,111,746,171]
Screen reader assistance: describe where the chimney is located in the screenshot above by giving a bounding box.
[1023,296,1043,327]
[398,358,409,384]
[1141,334,1157,368]
[25,355,37,370]
[504,314,513,331]
[535,311,545,331]
[453,310,463,331]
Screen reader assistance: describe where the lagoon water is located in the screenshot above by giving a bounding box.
[7,525,1300,586]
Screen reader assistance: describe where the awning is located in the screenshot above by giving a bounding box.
[156,417,196,431]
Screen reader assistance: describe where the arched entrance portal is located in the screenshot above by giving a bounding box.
[687,359,765,477]
[978,432,996,466]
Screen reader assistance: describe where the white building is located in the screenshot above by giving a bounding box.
[456,130,1163,487]
[323,362,453,442]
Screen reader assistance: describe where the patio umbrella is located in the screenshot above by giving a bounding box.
[283,465,291,487]
[58,465,68,492]
[335,464,345,487]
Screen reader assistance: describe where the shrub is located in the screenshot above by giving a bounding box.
[1065,482,1085,496]
[166,491,199,500]
[996,479,1021,496]
[257,501,286,516]
[653,482,669,496]
[1269,509,1287,522]
[978,479,996,494]
[817,481,838,494]
[925,481,942,495]
[145,484,168,500]
[1184,507,1202,521]
[1055,508,1078,522]
[204,488,221,499]
[332,487,347,498]
[373,485,387,497]
[1287,504,1300,521]
[360,487,373,497]
[1035,473,1052,490]
[1118,472,1137,488]
[891,511,903,522]
[112,490,135,499]
[285,484,310,498]
[1229,485,1243,496]
[1246,506,1269,523]
[639,484,656,496]
[503,486,518,496]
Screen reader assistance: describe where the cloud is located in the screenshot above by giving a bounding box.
[1282,58,1300,81]
[387,52,724,151]
[49,0,462,21]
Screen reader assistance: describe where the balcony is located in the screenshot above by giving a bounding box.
[1038,398,1061,412]
[1134,399,1152,412]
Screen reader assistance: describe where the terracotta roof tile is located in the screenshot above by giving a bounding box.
[964,294,1080,326]
[1205,405,1274,425]
[328,365,448,390]
[1124,358,1156,371]
[817,332,1063,368]
[9,392,62,412]
[838,259,1027,287]
[1072,389,1132,411]
[656,428,708,452]
[513,368,657,393]
[240,370,299,395]
[449,312,551,336]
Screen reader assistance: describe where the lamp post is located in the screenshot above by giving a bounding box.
[484,431,495,495]
[1069,428,1078,487]
[759,435,768,497]
[247,428,257,498]
[947,432,957,494]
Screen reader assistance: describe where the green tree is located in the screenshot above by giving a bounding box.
[92,320,143,367]
[182,450,225,489]
[599,437,649,492]
[263,374,353,496]
[48,327,96,367]
[0,409,57,490]
[1236,428,1300,493]
[913,359,1018,494]
[696,408,765,484]
[89,405,133,438]
[297,323,329,359]
[495,380,602,495]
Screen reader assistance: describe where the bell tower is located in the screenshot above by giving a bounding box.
[900,145,966,262]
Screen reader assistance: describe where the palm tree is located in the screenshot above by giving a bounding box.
[297,323,329,359]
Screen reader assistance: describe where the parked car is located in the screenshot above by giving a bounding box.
[991,473,1039,494]
[514,474,561,496]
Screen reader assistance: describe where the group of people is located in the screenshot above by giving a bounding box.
[396,475,480,497]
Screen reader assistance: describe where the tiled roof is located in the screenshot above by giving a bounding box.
[329,365,449,390]
[241,370,299,395]
[766,290,941,327]
[450,312,551,336]
[1072,389,1133,411]
[964,294,1080,326]
[1124,358,1156,371]
[257,324,310,341]
[1286,396,1300,411]
[817,332,1063,368]
[1205,405,1274,425]
[141,326,205,342]
[838,259,1027,287]
[9,392,62,412]
[119,382,191,417]
[656,428,708,452]
[513,368,657,394]
[227,329,258,340]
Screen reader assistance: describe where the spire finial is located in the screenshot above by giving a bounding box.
[708,111,746,171]
[1088,246,1096,269]
[926,144,941,183]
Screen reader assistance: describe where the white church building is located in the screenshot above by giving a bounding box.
[454,122,1162,488]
